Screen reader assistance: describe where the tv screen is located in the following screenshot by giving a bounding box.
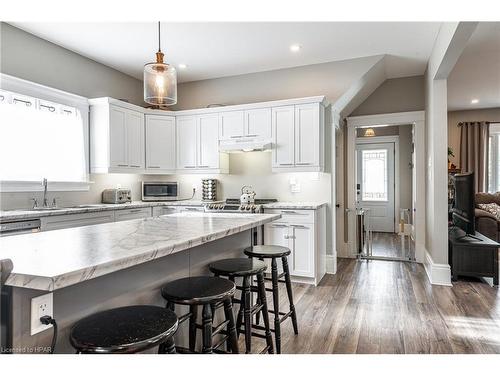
[452,172,475,235]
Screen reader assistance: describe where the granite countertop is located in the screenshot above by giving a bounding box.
[261,202,328,210]
[0,200,223,222]
[0,212,280,291]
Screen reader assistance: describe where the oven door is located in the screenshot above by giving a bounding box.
[142,182,178,201]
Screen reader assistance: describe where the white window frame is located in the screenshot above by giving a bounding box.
[488,123,500,193]
[0,73,91,192]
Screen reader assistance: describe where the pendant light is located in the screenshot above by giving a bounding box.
[144,22,177,106]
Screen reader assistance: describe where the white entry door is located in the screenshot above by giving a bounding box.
[356,142,395,232]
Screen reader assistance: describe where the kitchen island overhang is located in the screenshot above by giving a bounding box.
[0,212,280,353]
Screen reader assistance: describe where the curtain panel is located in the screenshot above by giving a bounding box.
[458,121,490,192]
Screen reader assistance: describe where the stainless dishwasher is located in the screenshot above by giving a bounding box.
[0,219,41,237]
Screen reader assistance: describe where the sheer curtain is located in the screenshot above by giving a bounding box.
[458,121,490,192]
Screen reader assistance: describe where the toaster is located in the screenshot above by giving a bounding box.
[102,189,132,204]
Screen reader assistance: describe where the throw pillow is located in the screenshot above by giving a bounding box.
[477,203,500,221]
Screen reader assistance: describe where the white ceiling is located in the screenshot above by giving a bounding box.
[11,22,441,83]
[448,22,500,111]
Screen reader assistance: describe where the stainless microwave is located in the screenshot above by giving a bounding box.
[142,181,178,201]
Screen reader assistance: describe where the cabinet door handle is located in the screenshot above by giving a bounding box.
[296,162,312,165]
[117,164,128,167]
[271,224,288,228]
[279,163,293,166]
[184,166,197,168]
[130,165,141,168]
[198,165,210,168]
[126,209,143,213]
[148,166,161,169]
[230,135,244,139]
[291,224,308,229]
[245,134,258,138]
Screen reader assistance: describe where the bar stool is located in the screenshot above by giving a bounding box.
[244,245,298,354]
[209,258,274,354]
[70,305,178,354]
[161,276,239,354]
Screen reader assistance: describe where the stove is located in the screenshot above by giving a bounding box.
[204,198,277,213]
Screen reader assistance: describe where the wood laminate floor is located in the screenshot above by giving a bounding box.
[243,258,500,354]
[371,232,409,258]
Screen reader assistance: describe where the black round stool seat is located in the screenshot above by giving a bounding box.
[70,305,178,354]
[209,258,267,277]
[161,276,235,305]
[244,245,291,258]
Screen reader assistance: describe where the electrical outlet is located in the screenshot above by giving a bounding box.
[31,293,53,335]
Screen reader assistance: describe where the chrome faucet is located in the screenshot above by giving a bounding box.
[42,178,49,208]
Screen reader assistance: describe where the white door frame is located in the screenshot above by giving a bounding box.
[356,135,400,233]
[346,111,425,263]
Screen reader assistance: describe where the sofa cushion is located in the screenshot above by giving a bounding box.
[477,203,500,221]
[476,192,500,205]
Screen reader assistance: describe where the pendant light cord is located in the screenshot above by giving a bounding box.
[158,21,161,53]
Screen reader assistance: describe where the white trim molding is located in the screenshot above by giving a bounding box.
[325,254,336,274]
[424,249,452,286]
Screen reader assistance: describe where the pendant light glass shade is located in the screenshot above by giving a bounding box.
[144,23,177,106]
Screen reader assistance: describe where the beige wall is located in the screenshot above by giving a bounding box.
[350,76,425,116]
[447,107,500,168]
[174,56,382,110]
[0,23,144,105]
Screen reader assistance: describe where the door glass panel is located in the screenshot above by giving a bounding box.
[362,149,388,201]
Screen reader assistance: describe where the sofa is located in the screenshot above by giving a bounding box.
[475,192,500,241]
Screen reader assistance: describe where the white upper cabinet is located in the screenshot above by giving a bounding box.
[272,106,295,168]
[198,114,219,169]
[272,102,324,172]
[127,110,145,169]
[220,108,272,140]
[90,99,145,173]
[177,114,228,173]
[145,115,176,173]
[176,115,198,170]
[245,108,272,139]
[219,111,245,140]
[295,103,320,167]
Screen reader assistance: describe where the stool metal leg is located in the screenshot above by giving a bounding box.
[257,272,274,354]
[201,304,213,354]
[242,276,252,353]
[189,305,198,352]
[223,299,239,354]
[282,256,298,335]
[271,257,281,354]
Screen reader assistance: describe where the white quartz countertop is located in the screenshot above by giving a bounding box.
[0,200,222,222]
[262,202,328,210]
[0,212,280,291]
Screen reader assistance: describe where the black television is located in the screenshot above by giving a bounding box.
[452,172,476,237]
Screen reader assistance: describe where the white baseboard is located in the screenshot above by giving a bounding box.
[326,254,336,274]
[424,249,452,286]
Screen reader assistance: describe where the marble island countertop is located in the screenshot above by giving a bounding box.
[0,200,223,222]
[261,201,328,210]
[0,212,280,291]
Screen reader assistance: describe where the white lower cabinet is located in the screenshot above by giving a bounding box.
[40,211,115,231]
[152,206,180,217]
[114,207,152,222]
[264,208,325,285]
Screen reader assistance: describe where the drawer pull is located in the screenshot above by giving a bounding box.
[184,166,197,168]
[130,165,141,168]
[291,224,308,229]
[126,209,143,213]
[117,164,128,167]
[271,224,288,228]
[296,162,312,166]
[279,163,293,166]
[198,165,210,168]
[148,166,161,169]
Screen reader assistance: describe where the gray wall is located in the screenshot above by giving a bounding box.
[350,76,425,116]
[0,23,144,105]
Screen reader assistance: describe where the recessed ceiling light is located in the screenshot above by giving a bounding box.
[290,44,301,52]
[178,64,187,69]
[471,99,479,104]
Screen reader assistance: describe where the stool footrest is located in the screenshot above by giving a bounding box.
[252,324,276,333]
[177,312,192,325]
[212,320,230,337]
[212,335,229,351]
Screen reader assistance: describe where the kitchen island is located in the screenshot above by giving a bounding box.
[0,212,280,353]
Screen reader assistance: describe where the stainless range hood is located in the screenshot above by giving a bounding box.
[219,138,273,152]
